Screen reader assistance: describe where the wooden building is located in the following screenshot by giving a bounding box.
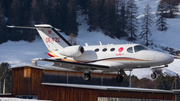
[11,65,177,101]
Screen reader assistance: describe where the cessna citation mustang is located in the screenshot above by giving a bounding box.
[7,24,174,83]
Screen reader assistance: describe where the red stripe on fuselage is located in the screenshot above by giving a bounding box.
[61,58,149,63]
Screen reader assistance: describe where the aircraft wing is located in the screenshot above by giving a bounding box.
[41,59,110,71]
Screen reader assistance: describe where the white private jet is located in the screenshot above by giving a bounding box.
[7,24,174,83]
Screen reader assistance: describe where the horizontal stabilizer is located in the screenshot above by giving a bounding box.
[7,25,51,29]
[7,24,61,31]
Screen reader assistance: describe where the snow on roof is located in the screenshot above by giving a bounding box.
[42,83,175,94]
[10,65,76,71]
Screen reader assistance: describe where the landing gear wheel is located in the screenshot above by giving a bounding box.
[151,72,157,79]
[116,75,123,83]
[84,73,91,81]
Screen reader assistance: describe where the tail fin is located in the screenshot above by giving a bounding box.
[7,24,71,52]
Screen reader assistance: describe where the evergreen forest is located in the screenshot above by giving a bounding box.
[0,0,179,45]
[0,0,180,97]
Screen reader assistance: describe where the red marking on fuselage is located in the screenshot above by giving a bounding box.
[118,47,123,52]
[116,53,124,56]
[48,52,55,57]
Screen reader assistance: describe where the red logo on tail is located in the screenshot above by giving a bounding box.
[48,30,51,34]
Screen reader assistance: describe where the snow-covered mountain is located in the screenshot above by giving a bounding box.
[0,0,180,78]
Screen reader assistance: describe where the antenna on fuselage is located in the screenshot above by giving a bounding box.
[98,41,102,45]
[85,43,88,46]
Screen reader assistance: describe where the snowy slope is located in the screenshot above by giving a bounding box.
[136,0,180,50]
[0,0,180,79]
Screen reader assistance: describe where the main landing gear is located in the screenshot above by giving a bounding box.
[116,74,123,83]
[83,69,125,83]
[83,69,92,81]
[83,69,158,83]
[116,69,125,83]
[83,73,91,81]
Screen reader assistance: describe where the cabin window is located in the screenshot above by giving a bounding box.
[134,45,148,52]
[102,48,107,52]
[95,48,99,52]
[110,48,115,52]
[127,47,133,53]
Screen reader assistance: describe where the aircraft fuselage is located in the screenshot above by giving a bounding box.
[51,44,174,71]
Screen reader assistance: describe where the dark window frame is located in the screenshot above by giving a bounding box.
[94,48,99,52]
[134,45,148,52]
[127,47,133,53]
[110,48,115,52]
[102,48,107,52]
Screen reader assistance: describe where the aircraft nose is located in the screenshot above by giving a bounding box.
[156,52,174,64]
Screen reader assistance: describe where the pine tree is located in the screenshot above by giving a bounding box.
[58,1,68,32]
[156,1,168,31]
[0,63,12,93]
[38,1,47,23]
[126,0,138,41]
[115,0,129,38]
[9,0,22,25]
[156,14,167,31]
[119,0,127,37]
[46,0,62,28]
[140,4,153,46]
[22,0,31,25]
[98,0,107,31]
[88,0,116,35]
[30,0,39,24]
[53,0,63,28]
[21,0,34,42]
[156,76,167,89]
[8,0,23,41]
[78,0,89,20]
[122,75,129,87]
[171,75,180,89]
[65,0,78,35]
[0,1,7,44]
[107,4,116,38]
[159,0,179,18]
[1,0,13,17]
[102,0,116,38]
[88,0,100,31]
[156,75,175,90]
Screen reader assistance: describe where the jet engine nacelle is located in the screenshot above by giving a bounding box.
[59,45,84,57]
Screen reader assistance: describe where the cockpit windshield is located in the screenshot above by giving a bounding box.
[134,45,148,52]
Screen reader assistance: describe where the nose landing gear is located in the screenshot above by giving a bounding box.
[151,68,157,79]
[151,72,157,79]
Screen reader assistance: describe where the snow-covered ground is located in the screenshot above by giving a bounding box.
[0,0,180,78]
